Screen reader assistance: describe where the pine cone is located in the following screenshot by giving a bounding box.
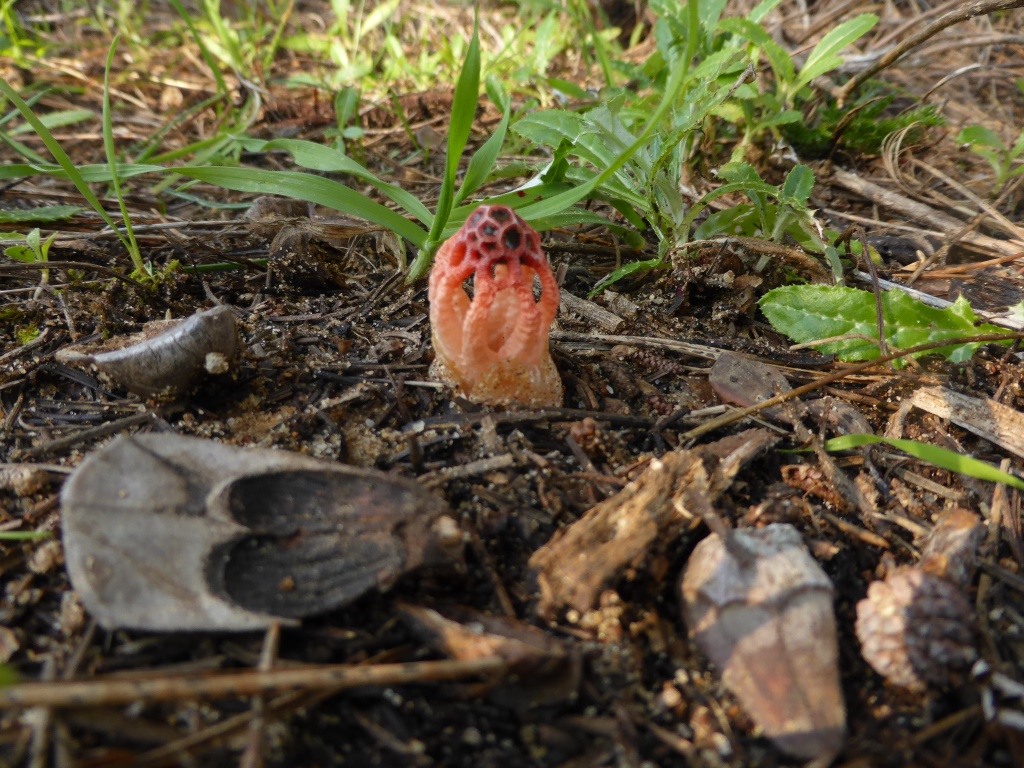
[855,567,976,691]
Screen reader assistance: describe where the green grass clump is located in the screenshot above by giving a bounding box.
[785,90,946,158]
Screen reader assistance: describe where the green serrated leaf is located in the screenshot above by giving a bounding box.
[0,664,18,687]
[697,0,727,32]
[825,434,1024,492]
[758,111,802,129]
[4,245,35,262]
[780,164,814,206]
[680,178,778,241]
[717,17,795,85]
[483,75,507,115]
[693,205,758,240]
[544,78,591,101]
[759,285,1010,366]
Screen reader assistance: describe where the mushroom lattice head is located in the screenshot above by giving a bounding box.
[428,206,563,407]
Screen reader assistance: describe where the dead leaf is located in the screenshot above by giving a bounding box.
[681,524,845,762]
[61,434,463,631]
[55,305,239,398]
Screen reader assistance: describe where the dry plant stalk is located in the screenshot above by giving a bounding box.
[0,657,507,710]
[910,386,1024,460]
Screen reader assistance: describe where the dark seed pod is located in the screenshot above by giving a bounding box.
[681,523,845,762]
[56,305,238,397]
[855,567,976,692]
[61,434,463,631]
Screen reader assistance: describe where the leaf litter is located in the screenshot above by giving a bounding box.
[1,1,1024,766]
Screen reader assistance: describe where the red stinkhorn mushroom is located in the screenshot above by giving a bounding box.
[428,205,563,407]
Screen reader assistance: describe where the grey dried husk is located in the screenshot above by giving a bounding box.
[55,305,239,397]
[681,523,845,762]
[60,434,463,631]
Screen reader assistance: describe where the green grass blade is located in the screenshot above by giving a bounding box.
[825,433,1024,492]
[143,133,235,165]
[170,166,428,246]
[0,162,160,183]
[427,15,481,245]
[133,91,229,163]
[0,79,134,259]
[0,89,49,162]
[747,0,785,24]
[8,108,94,135]
[453,103,510,208]
[0,127,46,164]
[102,35,145,274]
[0,159,427,246]
[442,182,577,231]
[167,0,228,95]
[407,20,483,281]
[236,137,433,225]
[0,531,52,541]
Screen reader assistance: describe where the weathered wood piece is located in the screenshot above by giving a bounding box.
[910,385,1024,460]
[559,290,626,332]
[529,429,778,619]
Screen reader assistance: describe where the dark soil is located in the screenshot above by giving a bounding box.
[2,2,1024,766]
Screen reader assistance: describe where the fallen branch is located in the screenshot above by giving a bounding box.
[837,0,1024,105]
[830,169,1023,257]
[679,332,1024,443]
